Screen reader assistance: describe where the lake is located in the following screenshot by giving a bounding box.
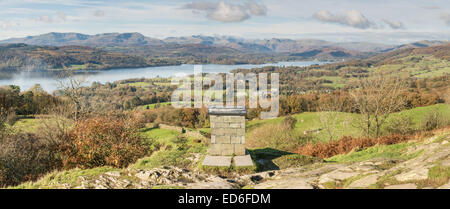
[0,61,326,93]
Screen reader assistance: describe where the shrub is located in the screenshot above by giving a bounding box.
[5,110,17,126]
[0,106,69,187]
[383,113,416,135]
[0,133,62,187]
[282,116,297,130]
[421,109,449,131]
[0,108,10,138]
[60,116,149,169]
[296,134,412,159]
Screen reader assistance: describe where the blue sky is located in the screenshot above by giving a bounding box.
[0,0,449,44]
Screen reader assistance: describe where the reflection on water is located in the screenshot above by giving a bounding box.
[0,61,326,93]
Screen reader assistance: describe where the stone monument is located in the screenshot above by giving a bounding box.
[208,106,246,156]
[202,106,254,167]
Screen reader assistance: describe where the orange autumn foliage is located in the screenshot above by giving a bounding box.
[296,134,412,159]
[60,116,148,169]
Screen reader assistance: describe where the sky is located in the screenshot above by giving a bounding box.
[0,0,449,44]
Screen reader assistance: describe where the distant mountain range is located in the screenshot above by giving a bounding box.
[0,32,448,71]
[0,32,164,47]
[1,32,447,55]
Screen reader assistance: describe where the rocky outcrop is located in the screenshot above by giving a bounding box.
[242,133,449,189]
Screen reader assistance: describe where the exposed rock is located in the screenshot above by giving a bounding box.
[394,166,430,181]
[384,183,417,189]
[202,155,232,167]
[105,171,121,177]
[253,177,315,189]
[350,163,377,172]
[319,170,360,184]
[186,176,238,189]
[347,174,382,188]
[437,181,450,189]
[135,171,151,181]
[441,158,450,167]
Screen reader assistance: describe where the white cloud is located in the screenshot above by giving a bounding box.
[207,1,249,22]
[383,19,405,29]
[183,0,266,23]
[247,0,267,16]
[313,10,376,29]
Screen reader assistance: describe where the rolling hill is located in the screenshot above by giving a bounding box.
[0,43,178,71]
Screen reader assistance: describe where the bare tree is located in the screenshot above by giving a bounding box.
[350,73,407,138]
[37,104,74,145]
[0,108,9,140]
[318,93,346,141]
[56,70,87,121]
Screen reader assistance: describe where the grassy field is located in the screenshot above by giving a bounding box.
[326,142,422,163]
[247,111,360,141]
[131,126,207,170]
[389,104,450,129]
[246,103,450,143]
[299,54,449,90]
[370,55,450,78]
[304,76,348,89]
[10,117,40,133]
[140,127,179,146]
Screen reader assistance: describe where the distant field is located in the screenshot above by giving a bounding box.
[304,76,348,89]
[298,54,449,90]
[370,55,450,78]
[136,102,172,110]
[126,82,152,87]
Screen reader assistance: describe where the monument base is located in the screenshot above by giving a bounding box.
[202,155,232,167]
[201,152,254,167]
[233,154,254,167]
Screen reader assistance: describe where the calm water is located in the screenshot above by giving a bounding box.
[0,61,326,93]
